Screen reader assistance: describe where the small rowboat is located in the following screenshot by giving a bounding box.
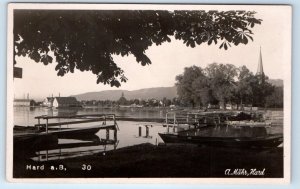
[158,132,283,148]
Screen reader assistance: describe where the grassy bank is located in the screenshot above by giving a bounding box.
[14,143,283,178]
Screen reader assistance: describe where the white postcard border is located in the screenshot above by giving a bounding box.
[6,3,292,184]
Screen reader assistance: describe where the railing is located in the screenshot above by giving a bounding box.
[164,112,204,133]
[34,114,119,133]
[164,111,275,133]
[165,112,220,125]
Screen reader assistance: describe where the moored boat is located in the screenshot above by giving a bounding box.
[159,115,283,148]
[158,132,283,148]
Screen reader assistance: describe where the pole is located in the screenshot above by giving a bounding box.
[173,113,176,132]
[173,113,176,128]
[103,115,106,125]
[146,126,149,137]
[106,129,110,140]
[138,126,142,137]
[113,115,116,126]
[114,129,117,141]
[37,118,40,131]
[166,113,168,127]
[46,118,48,133]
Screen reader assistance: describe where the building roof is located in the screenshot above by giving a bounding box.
[46,97,54,102]
[54,97,79,104]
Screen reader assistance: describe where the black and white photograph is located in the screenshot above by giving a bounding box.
[7,3,291,183]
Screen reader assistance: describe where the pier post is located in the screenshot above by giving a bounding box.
[113,115,116,127]
[106,129,110,140]
[103,116,106,125]
[146,126,149,137]
[37,118,40,131]
[167,126,170,133]
[173,113,176,133]
[114,129,117,141]
[166,113,168,127]
[46,118,48,133]
[173,113,176,127]
[138,126,142,137]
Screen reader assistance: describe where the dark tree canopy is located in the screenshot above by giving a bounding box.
[176,64,276,109]
[14,10,262,87]
[175,66,206,107]
[205,63,237,108]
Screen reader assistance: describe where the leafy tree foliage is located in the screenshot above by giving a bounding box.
[265,86,283,108]
[250,76,274,107]
[176,63,276,109]
[234,66,255,106]
[14,10,261,86]
[175,66,206,107]
[205,63,237,108]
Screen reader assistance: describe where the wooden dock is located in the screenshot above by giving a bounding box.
[14,114,119,149]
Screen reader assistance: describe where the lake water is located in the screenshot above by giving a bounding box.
[14,107,170,161]
[13,107,283,162]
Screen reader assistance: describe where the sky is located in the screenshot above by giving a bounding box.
[12,5,291,101]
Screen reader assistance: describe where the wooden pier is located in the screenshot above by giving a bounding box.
[14,114,119,150]
[163,112,222,133]
[35,114,119,133]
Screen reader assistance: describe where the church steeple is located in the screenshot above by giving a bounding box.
[256,46,264,76]
[256,46,265,84]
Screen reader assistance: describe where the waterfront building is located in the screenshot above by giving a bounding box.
[13,99,35,107]
[52,97,81,108]
[42,97,54,107]
[14,93,36,107]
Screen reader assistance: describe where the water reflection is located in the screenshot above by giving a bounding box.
[13,107,283,162]
[32,136,119,162]
[14,107,166,162]
[15,131,120,162]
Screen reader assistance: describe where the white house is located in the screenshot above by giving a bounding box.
[42,97,54,107]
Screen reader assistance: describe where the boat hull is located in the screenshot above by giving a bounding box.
[158,133,283,148]
[47,126,101,139]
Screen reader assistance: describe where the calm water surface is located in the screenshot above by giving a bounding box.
[14,107,169,161]
[14,107,283,161]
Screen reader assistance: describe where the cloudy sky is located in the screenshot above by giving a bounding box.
[12,4,291,101]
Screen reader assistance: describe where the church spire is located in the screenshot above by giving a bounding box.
[256,46,264,76]
[256,46,265,84]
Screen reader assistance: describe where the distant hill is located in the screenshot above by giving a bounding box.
[72,86,178,101]
[268,79,283,87]
[72,79,283,101]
